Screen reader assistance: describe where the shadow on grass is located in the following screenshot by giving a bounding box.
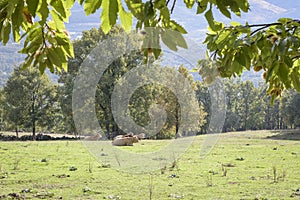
[265,129,300,141]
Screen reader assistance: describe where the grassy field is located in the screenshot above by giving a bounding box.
[0,130,299,199]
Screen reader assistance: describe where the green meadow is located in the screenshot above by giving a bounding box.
[0,130,299,199]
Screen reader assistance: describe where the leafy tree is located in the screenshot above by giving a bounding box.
[60,25,206,138]
[195,81,210,134]
[281,90,300,128]
[238,81,257,130]
[3,66,57,138]
[59,26,144,137]
[95,47,143,138]
[202,79,282,132]
[222,79,240,132]
[58,27,106,134]
[1,0,299,100]
[0,88,5,130]
[128,65,207,139]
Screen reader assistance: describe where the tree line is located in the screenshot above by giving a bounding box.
[0,27,299,139]
[197,80,300,133]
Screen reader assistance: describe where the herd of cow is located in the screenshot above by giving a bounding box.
[112,133,145,146]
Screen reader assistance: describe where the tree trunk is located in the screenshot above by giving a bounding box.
[32,119,36,140]
[15,127,19,138]
[265,104,271,130]
[175,103,180,138]
[32,92,36,140]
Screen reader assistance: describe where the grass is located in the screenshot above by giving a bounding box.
[0,130,299,199]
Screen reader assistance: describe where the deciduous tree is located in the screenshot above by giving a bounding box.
[3,66,57,138]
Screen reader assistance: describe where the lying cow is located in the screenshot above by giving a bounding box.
[112,134,139,146]
[136,133,146,140]
[132,135,139,143]
[112,136,134,146]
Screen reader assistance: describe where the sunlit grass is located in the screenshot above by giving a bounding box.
[0,130,299,199]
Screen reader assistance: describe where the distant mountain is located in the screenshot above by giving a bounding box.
[65,2,101,39]
[0,1,298,87]
[0,44,24,87]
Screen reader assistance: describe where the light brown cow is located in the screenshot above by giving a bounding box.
[84,134,101,141]
[112,134,140,146]
[132,135,139,143]
[136,133,146,140]
[112,136,134,146]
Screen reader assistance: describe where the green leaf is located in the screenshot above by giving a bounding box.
[236,0,249,12]
[215,30,230,45]
[153,0,165,9]
[232,59,243,75]
[26,0,39,17]
[244,53,251,70]
[278,18,292,24]
[144,1,154,19]
[291,69,300,91]
[190,68,199,73]
[45,58,54,73]
[7,0,18,18]
[48,47,63,68]
[50,0,67,19]
[266,62,279,82]
[278,62,289,83]
[161,29,187,51]
[170,20,187,34]
[101,0,118,34]
[50,10,65,30]
[0,0,8,10]
[152,48,161,59]
[56,32,74,58]
[228,1,240,16]
[54,47,68,63]
[1,22,11,44]
[55,33,69,45]
[84,0,102,15]
[216,0,231,18]
[136,21,142,29]
[11,2,24,42]
[39,60,47,74]
[118,2,132,32]
[28,25,42,41]
[184,0,195,9]
[65,0,75,9]
[21,55,34,70]
[230,21,241,27]
[235,52,245,66]
[161,31,177,51]
[160,6,170,22]
[126,2,143,19]
[205,9,222,31]
[12,27,21,43]
[197,0,208,14]
[205,9,214,28]
[278,38,288,54]
[37,0,49,23]
[61,42,74,58]
[26,39,42,54]
[61,61,68,72]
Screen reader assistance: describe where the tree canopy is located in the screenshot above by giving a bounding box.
[3,65,58,137]
[0,0,299,99]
